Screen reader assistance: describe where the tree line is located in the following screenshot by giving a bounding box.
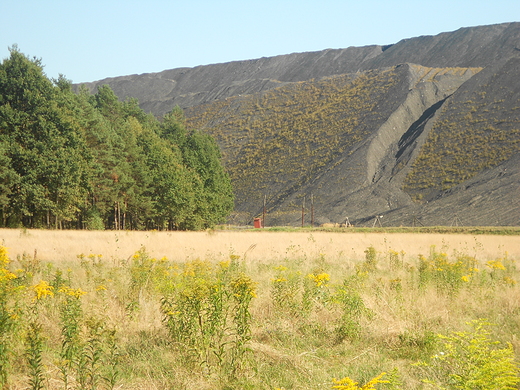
[0,47,234,230]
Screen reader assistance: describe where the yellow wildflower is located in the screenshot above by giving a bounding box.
[0,268,17,282]
[332,372,388,390]
[332,376,359,389]
[486,260,506,270]
[229,254,240,262]
[231,273,257,299]
[219,260,230,269]
[59,286,87,298]
[32,280,54,300]
[0,246,10,268]
[307,272,330,287]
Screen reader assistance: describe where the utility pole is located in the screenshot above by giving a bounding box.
[263,194,266,228]
[311,194,314,227]
[301,196,305,228]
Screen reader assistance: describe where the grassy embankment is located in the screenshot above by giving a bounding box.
[0,228,519,389]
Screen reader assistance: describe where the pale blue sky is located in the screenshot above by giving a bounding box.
[1,0,519,83]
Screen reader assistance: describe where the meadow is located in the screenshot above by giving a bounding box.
[0,228,519,389]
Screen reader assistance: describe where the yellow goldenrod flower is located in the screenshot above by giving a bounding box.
[219,260,230,269]
[59,286,87,298]
[315,272,330,287]
[306,272,330,287]
[230,273,257,299]
[332,376,359,389]
[0,246,10,268]
[32,280,54,300]
[0,268,17,282]
[332,372,388,390]
[486,260,506,270]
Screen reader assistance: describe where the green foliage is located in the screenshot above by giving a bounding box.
[0,46,92,228]
[58,286,84,389]
[416,320,520,390]
[0,48,233,230]
[160,256,256,376]
[25,321,45,390]
[0,246,19,388]
[359,246,378,273]
[271,265,303,315]
[332,278,374,343]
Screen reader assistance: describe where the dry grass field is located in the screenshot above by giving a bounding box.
[1,228,518,264]
[1,228,519,389]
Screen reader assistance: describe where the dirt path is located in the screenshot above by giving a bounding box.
[1,229,517,264]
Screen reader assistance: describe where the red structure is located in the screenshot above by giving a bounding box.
[253,218,262,228]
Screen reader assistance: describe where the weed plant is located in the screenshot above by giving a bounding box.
[0,242,519,389]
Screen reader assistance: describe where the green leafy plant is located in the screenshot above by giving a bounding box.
[25,321,46,390]
[0,246,18,388]
[160,257,256,377]
[270,264,303,316]
[332,278,373,343]
[57,286,86,390]
[415,319,520,389]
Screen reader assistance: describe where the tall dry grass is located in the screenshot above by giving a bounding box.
[1,228,519,389]
[1,228,518,264]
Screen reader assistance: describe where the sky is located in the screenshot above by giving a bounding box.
[1,0,519,84]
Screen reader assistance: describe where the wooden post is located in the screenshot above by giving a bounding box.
[301,196,305,227]
[311,194,314,227]
[263,194,266,228]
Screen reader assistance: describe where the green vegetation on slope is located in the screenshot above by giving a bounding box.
[403,60,520,201]
[0,47,233,230]
[186,68,401,210]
